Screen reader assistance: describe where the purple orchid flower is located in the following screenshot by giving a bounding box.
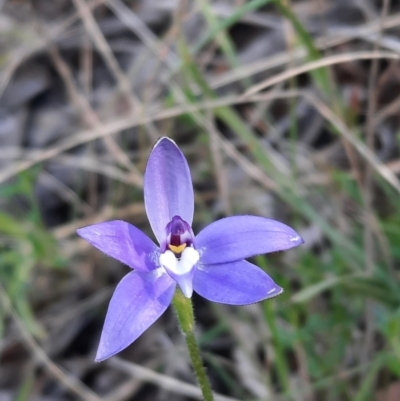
[77,137,303,361]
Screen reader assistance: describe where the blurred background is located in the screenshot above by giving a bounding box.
[1,0,400,400]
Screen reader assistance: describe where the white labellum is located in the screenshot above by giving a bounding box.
[159,247,199,275]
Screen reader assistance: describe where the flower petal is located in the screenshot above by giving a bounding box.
[77,221,159,271]
[193,260,282,305]
[196,215,303,264]
[95,270,176,361]
[144,137,194,244]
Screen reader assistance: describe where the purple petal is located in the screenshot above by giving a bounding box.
[77,221,159,271]
[196,215,303,264]
[96,270,176,361]
[144,137,194,244]
[193,260,282,305]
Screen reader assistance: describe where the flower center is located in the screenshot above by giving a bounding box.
[164,215,194,256]
[159,215,198,297]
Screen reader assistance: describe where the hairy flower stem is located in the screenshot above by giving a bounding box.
[173,289,214,401]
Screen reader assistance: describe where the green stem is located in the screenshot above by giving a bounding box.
[263,301,292,397]
[172,289,214,401]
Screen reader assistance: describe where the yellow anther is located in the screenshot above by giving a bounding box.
[168,243,187,254]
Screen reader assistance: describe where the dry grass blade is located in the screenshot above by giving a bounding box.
[71,0,138,108]
[244,51,399,96]
[52,203,145,239]
[305,92,400,194]
[45,36,140,176]
[108,358,240,401]
[209,12,400,90]
[56,154,143,187]
[71,0,159,140]
[373,92,400,126]
[0,91,299,185]
[207,110,232,215]
[38,171,93,215]
[0,1,109,100]
[106,0,179,70]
